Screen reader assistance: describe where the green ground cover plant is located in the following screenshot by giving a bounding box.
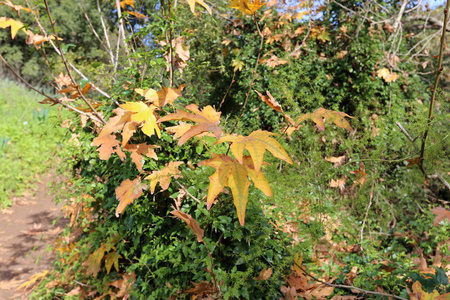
[0,79,68,207]
[1,0,449,299]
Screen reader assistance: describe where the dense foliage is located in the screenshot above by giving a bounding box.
[1,0,449,299]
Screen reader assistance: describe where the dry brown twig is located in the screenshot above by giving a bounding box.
[43,0,105,124]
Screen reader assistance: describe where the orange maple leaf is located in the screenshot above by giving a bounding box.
[198,154,272,225]
[159,104,222,145]
[295,107,354,131]
[123,143,159,171]
[135,85,185,107]
[165,121,193,139]
[350,163,366,186]
[215,129,293,174]
[115,178,147,217]
[91,134,126,161]
[145,161,183,194]
[97,108,137,146]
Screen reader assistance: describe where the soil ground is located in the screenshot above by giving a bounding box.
[0,173,67,300]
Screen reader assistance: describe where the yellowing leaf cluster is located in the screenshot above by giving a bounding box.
[377,68,399,82]
[159,104,222,145]
[229,0,266,15]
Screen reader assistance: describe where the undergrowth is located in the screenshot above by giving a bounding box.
[0,79,68,207]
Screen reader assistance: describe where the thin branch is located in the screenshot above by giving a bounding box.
[43,0,105,124]
[419,0,450,172]
[175,181,202,204]
[115,0,133,67]
[230,14,265,134]
[0,54,102,123]
[218,70,236,111]
[79,0,115,65]
[24,0,113,102]
[435,172,450,190]
[294,262,409,300]
[395,122,417,143]
[360,194,373,243]
[96,0,117,70]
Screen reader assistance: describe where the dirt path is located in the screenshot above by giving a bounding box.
[0,173,67,300]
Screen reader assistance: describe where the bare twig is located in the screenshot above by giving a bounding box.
[218,71,236,111]
[175,181,202,204]
[0,54,102,123]
[395,122,417,143]
[115,0,133,67]
[25,0,113,102]
[230,14,265,134]
[360,193,373,243]
[419,0,450,173]
[43,0,105,124]
[294,262,409,300]
[80,0,115,65]
[429,172,450,191]
[96,0,117,71]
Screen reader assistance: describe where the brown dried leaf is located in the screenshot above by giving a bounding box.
[171,209,204,242]
[432,207,450,226]
[124,143,159,171]
[115,178,147,217]
[145,161,183,194]
[325,155,346,167]
[256,268,273,280]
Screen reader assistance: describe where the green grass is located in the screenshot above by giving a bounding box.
[0,79,69,208]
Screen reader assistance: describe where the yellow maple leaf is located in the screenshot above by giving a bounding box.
[135,88,158,103]
[199,154,273,225]
[409,281,440,300]
[186,0,212,14]
[0,17,26,39]
[104,251,122,274]
[17,270,49,290]
[215,129,293,174]
[295,107,354,131]
[229,0,266,15]
[199,154,250,225]
[120,101,161,138]
[377,68,390,79]
[145,161,183,194]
